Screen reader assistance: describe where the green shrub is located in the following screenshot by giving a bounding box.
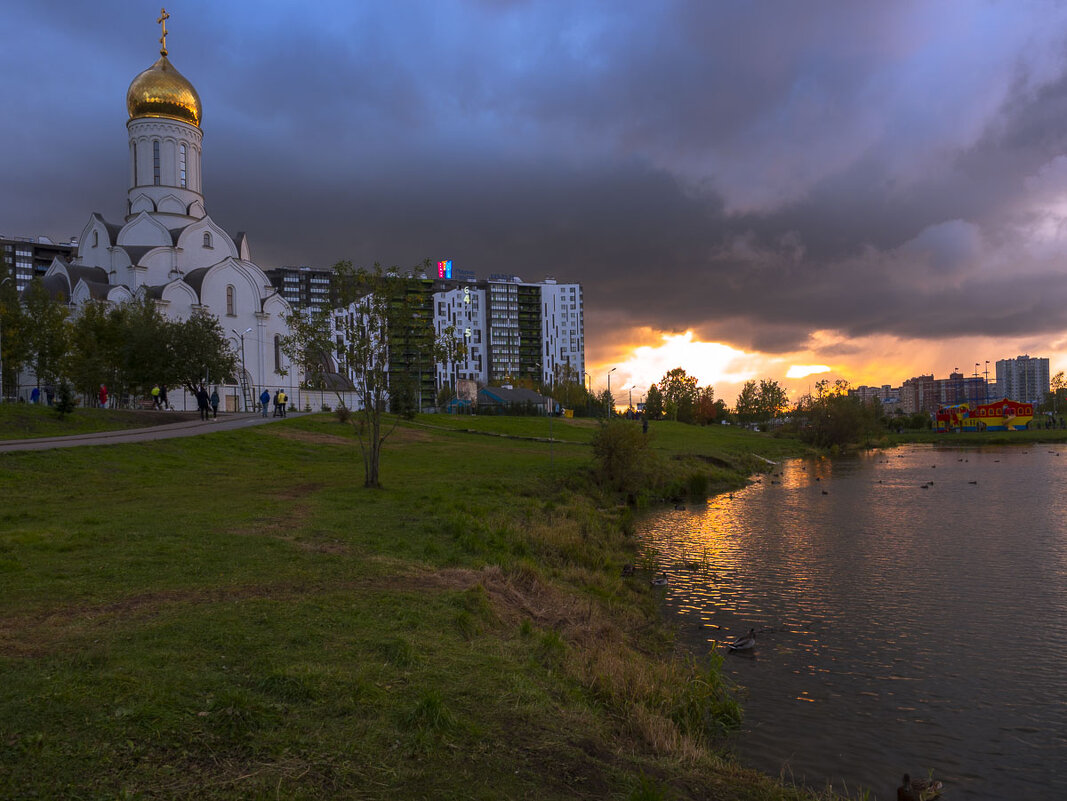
[54,381,76,419]
[590,419,657,495]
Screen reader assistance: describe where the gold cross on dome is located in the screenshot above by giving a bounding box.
[158,8,170,56]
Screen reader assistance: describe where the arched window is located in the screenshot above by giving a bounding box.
[153,140,161,186]
[92,230,99,248]
[226,285,236,316]
[274,335,282,373]
[133,142,138,185]
[179,144,187,188]
[203,232,213,249]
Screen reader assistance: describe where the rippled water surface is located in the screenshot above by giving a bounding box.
[639,445,1067,800]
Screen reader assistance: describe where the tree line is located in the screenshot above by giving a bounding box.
[0,273,236,405]
[625,370,931,448]
[624,368,787,426]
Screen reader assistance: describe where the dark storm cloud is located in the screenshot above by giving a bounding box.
[7,1,1067,359]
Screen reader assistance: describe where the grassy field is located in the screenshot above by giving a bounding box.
[0,403,199,440]
[0,412,838,800]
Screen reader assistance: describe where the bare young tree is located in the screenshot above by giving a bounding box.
[283,261,449,488]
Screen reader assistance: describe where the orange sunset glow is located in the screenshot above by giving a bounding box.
[588,328,1067,409]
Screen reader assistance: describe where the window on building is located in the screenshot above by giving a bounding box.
[274,335,282,373]
[133,142,138,185]
[203,232,213,248]
[153,140,161,185]
[92,231,99,248]
[226,285,236,316]
[179,144,187,188]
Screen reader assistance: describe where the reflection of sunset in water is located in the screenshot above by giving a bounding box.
[638,445,1067,800]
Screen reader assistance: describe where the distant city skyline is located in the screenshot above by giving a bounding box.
[6,2,1067,403]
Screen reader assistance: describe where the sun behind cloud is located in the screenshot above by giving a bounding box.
[596,330,758,397]
[786,364,831,379]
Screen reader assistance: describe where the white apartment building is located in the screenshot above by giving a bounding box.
[996,355,1050,404]
[433,282,488,387]
[331,274,585,409]
[539,280,585,386]
[434,276,584,388]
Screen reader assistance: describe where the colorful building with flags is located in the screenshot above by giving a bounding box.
[936,399,1034,432]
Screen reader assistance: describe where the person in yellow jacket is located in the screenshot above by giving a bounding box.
[278,390,288,417]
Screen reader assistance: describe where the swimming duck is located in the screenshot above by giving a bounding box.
[727,628,756,650]
[650,572,668,587]
[898,773,942,800]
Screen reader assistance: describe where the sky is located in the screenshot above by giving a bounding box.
[5,0,1067,404]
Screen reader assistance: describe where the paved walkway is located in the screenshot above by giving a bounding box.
[0,413,296,453]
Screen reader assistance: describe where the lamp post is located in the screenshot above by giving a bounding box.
[534,361,554,469]
[606,367,617,417]
[0,276,10,403]
[231,327,251,411]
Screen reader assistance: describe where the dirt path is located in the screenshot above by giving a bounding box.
[0,413,296,453]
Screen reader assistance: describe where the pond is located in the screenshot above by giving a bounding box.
[639,445,1067,800]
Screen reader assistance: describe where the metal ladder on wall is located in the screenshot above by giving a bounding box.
[238,369,254,412]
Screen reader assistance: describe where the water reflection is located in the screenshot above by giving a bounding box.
[640,445,1067,801]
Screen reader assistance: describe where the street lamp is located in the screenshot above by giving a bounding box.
[607,367,617,417]
[534,361,555,470]
[0,276,11,403]
[231,327,252,411]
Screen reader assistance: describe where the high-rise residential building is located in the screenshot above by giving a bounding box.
[333,273,585,409]
[996,355,1050,404]
[539,280,585,387]
[264,266,333,311]
[938,372,988,406]
[0,236,77,292]
[432,281,487,387]
[900,374,939,414]
[480,276,584,387]
[487,278,521,382]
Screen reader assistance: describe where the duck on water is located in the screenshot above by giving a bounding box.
[898,773,942,800]
[727,628,756,651]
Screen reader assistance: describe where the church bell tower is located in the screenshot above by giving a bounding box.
[124,8,206,222]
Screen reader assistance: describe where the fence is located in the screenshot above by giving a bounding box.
[5,382,364,414]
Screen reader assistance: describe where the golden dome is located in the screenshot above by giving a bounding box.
[126,55,201,127]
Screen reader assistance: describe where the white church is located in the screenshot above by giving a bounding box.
[41,12,292,402]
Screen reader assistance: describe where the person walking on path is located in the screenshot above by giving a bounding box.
[272,390,281,417]
[151,385,161,409]
[259,388,271,417]
[31,387,40,405]
[98,384,108,408]
[279,389,288,417]
[160,384,169,410]
[196,385,210,421]
[210,388,220,419]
